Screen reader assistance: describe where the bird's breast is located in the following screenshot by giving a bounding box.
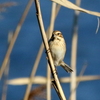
[49,39,66,59]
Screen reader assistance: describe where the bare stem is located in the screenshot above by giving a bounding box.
[46,2,57,100]
[24,2,61,100]
[70,0,81,100]
[34,0,66,99]
[1,60,9,100]
[24,43,44,100]
[69,63,87,100]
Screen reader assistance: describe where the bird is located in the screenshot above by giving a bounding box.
[48,30,73,73]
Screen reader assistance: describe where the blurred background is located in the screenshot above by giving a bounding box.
[0,0,100,100]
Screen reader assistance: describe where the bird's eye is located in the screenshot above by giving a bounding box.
[57,33,61,35]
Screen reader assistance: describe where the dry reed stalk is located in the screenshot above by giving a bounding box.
[34,0,66,99]
[24,3,61,100]
[24,43,44,100]
[47,64,51,100]
[1,60,9,100]
[69,63,87,100]
[70,0,81,100]
[70,30,77,100]
[1,32,13,100]
[46,2,57,100]
[0,0,34,79]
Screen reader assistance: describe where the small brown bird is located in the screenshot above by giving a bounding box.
[48,30,73,73]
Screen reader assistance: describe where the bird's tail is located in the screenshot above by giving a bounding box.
[60,61,73,73]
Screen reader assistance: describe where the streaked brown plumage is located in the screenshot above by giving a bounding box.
[49,30,73,73]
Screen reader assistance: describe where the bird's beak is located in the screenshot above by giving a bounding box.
[59,34,63,37]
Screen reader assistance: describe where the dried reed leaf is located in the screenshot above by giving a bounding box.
[96,17,100,34]
[7,75,100,85]
[7,76,47,85]
[51,0,100,17]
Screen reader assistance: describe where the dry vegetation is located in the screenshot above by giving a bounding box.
[0,0,100,100]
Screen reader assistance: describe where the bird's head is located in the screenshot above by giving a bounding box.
[52,30,63,39]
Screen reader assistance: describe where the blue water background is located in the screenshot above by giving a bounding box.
[0,0,100,100]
